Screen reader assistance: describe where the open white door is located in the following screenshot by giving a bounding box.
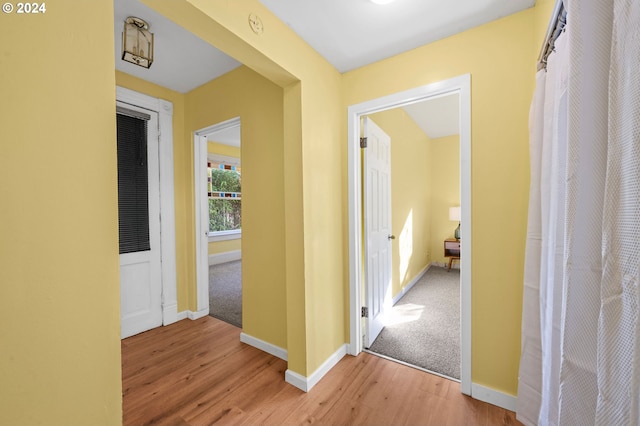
[363,117,393,348]
[117,103,163,339]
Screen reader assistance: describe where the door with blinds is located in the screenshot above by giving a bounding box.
[116,103,162,339]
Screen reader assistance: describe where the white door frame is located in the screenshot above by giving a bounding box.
[347,74,472,395]
[194,117,241,318]
[116,86,178,326]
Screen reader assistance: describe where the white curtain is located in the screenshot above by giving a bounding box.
[517,0,640,424]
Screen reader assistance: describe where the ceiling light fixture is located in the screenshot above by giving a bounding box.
[122,17,154,69]
[370,0,396,4]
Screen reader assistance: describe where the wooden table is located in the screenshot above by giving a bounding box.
[444,238,460,272]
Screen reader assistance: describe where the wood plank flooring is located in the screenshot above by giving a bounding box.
[122,316,520,425]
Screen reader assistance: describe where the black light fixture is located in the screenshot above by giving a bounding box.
[122,17,154,69]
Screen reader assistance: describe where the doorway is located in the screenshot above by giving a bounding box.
[194,117,243,326]
[361,98,462,381]
[116,87,178,338]
[347,74,472,395]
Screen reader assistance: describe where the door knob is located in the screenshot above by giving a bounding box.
[388,234,396,240]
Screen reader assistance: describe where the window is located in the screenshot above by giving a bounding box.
[208,156,241,237]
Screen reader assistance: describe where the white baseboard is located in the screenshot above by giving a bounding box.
[471,383,517,412]
[240,332,288,361]
[162,302,179,326]
[285,344,348,392]
[392,264,431,305]
[209,250,242,265]
[176,308,210,321]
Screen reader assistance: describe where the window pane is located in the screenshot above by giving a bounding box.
[209,199,241,232]
[208,161,241,233]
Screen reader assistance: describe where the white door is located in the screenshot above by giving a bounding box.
[117,103,163,339]
[363,117,393,348]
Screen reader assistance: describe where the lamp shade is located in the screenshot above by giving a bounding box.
[449,206,461,222]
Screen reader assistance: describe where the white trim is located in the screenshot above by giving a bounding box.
[162,302,179,325]
[207,153,241,167]
[392,264,430,305]
[195,117,242,316]
[285,344,348,392]
[176,309,209,321]
[116,86,178,328]
[195,133,210,314]
[176,311,188,321]
[240,332,288,361]
[198,116,241,135]
[347,74,472,396]
[209,229,242,242]
[187,308,209,320]
[471,383,517,412]
[209,250,242,265]
[459,75,472,396]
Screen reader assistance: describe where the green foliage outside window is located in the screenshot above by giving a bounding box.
[209,168,241,232]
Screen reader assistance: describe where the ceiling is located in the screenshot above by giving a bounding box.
[206,125,241,148]
[402,94,459,139]
[113,0,241,93]
[113,0,534,139]
[258,0,535,73]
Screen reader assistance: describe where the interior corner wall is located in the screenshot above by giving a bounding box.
[186,66,287,350]
[146,0,346,378]
[0,1,122,424]
[430,135,461,265]
[114,70,191,312]
[342,8,535,396]
[368,109,432,299]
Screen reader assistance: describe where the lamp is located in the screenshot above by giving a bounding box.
[122,17,154,69]
[449,206,461,240]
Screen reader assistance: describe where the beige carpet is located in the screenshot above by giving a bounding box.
[369,266,460,379]
[209,260,242,328]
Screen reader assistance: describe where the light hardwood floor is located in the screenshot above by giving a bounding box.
[122,316,520,425]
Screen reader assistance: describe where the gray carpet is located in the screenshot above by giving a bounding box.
[209,260,242,328]
[369,266,460,379]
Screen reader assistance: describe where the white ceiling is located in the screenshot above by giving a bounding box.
[258,0,535,73]
[113,0,532,136]
[207,125,241,148]
[403,94,459,139]
[113,0,241,93]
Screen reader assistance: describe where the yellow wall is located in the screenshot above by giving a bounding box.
[207,142,242,256]
[430,135,461,265]
[368,110,432,298]
[186,66,287,349]
[0,0,558,421]
[115,71,191,312]
[0,1,122,424]
[145,0,346,375]
[344,9,534,395]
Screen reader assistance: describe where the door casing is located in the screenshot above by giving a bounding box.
[347,74,472,395]
[116,86,178,330]
[193,117,242,318]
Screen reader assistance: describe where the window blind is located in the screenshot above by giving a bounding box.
[116,113,150,254]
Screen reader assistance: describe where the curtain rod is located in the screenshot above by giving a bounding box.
[537,0,567,71]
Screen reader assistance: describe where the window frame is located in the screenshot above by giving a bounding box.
[207,153,241,241]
